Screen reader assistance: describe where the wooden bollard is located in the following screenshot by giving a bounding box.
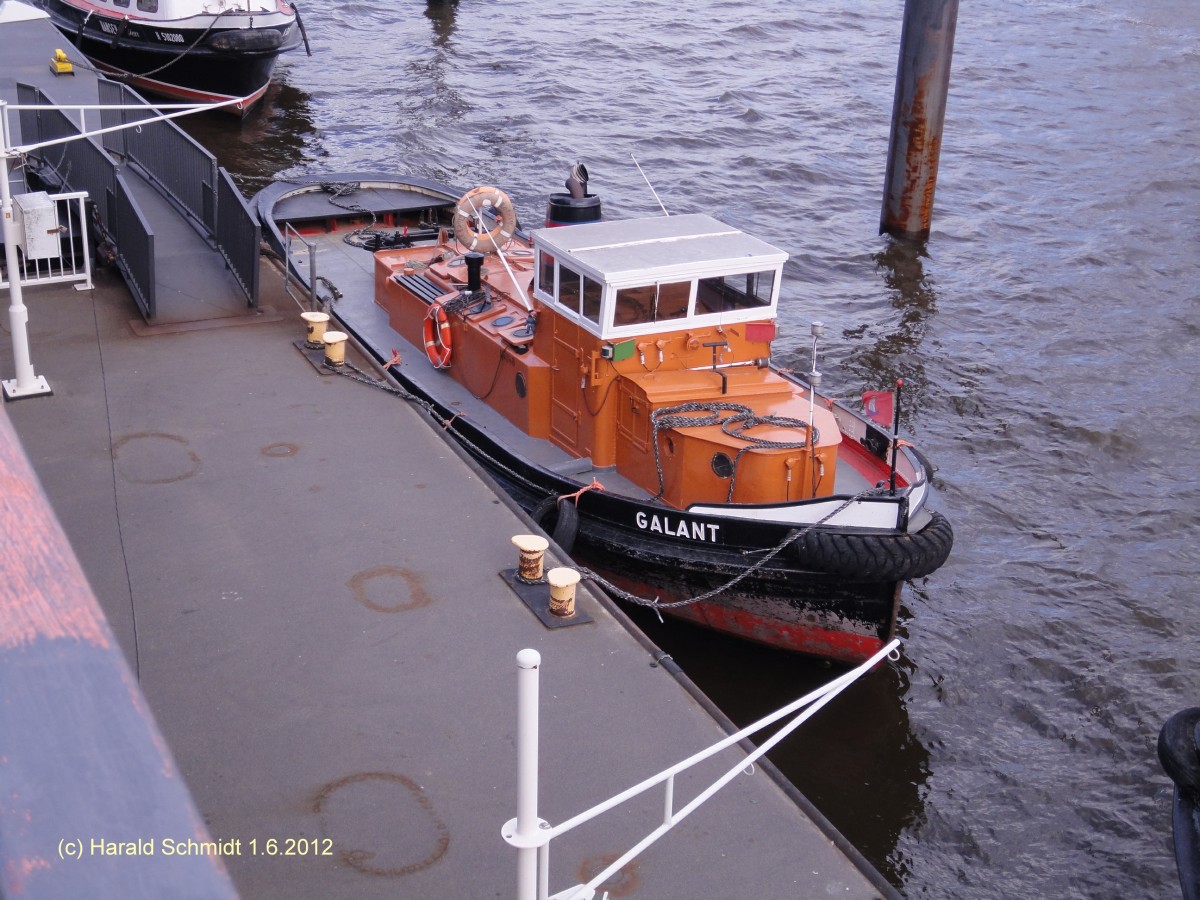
[301,311,330,348]
[322,330,348,367]
[546,567,581,618]
[511,535,549,583]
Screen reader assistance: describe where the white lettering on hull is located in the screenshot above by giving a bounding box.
[635,511,720,542]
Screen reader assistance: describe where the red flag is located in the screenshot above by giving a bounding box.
[862,390,895,427]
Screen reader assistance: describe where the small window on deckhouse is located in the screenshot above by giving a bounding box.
[696,270,775,315]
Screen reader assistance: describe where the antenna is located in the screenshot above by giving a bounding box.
[631,153,669,216]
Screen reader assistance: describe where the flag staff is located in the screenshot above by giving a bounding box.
[889,378,904,494]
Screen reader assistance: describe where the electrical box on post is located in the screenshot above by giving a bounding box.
[13,192,61,260]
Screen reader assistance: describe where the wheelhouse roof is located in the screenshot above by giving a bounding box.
[530,213,788,285]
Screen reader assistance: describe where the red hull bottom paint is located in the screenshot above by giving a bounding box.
[90,60,269,114]
[670,602,886,665]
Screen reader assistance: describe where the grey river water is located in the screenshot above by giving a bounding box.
[184,1,1200,895]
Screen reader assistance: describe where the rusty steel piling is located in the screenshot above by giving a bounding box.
[880,0,960,240]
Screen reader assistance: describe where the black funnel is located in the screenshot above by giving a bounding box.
[465,252,484,292]
[547,163,601,227]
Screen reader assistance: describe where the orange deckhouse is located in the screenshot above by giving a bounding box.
[378,212,841,510]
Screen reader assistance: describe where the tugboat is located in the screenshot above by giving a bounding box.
[254,168,953,663]
[37,0,307,112]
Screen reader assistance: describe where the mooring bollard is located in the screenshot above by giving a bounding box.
[511,534,549,583]
[546,567,581,618]
[321,330,348,368]
[301,311,330,348]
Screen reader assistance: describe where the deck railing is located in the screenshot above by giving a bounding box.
[504,639,900,900]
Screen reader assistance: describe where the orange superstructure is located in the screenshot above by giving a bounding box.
[375,209,841,511]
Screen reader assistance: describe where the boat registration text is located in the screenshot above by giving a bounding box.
[635,511,720,542]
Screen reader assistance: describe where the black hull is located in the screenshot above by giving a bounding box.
[40,0,298,107]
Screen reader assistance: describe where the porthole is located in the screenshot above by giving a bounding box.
[711,452,734,478]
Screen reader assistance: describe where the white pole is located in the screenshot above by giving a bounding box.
[515,648,541,900]
[1,101,51,400]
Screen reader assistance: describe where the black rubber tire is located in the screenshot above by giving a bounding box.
[532,495,579,553]
[795,510,954,581]
[1159,708,1200,796]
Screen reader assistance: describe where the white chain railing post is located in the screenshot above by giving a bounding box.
[503,648,550,900]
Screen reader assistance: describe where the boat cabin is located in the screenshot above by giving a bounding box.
[531,213,787,340]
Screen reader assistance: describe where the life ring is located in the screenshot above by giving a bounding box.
[453,186,517,254]
[423,302,453,368]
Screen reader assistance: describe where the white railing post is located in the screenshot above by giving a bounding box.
[1,101,51,400]
[503,648,549,900]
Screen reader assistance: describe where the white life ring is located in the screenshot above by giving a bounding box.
[453,186,517,254]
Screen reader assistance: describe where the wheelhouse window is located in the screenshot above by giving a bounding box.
[558,264,582,315]
[136,0,157,10]
[614,285,654,326]
[613,281,691,327]
[582,274,602,324]
[537,252,555,296]
[696,270,775,314]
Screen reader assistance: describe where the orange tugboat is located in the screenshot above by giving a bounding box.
[255,168,952,662]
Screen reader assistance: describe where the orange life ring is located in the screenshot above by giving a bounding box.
[423,302,453,368]
[453,186,517,254]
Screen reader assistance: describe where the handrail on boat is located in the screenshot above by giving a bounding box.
[504,639,900,900]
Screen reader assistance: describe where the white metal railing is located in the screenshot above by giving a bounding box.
[0,190,92,292]
[503,638,901,900]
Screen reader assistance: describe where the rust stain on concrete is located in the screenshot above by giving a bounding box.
[578,853,640,896]
[313,772,449,877]
[112,432,201,485]
[347,566,433,613]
